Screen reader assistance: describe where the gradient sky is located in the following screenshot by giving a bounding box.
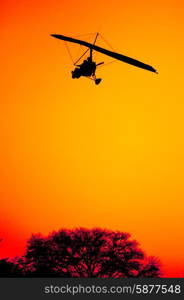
[1,0,184,277]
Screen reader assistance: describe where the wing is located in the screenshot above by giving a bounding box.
[51,34,157,73]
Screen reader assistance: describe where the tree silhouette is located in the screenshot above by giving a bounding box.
[0,258,22,277]
[14,228,161,277]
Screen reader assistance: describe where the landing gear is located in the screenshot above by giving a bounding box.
[95,78,102,85]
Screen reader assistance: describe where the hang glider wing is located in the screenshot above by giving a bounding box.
[51,34,157,73]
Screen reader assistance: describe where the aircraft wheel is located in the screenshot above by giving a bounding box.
[95,78,102,85]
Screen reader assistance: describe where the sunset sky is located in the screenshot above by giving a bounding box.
[1,0,184,277]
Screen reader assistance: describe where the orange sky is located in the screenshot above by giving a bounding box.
[1,0,184,277]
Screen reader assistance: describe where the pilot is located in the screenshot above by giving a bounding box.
[82,59,88,66]
[79,59,89,72]
[87,56,92,63]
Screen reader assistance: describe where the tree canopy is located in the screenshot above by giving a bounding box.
[0,228,161,277]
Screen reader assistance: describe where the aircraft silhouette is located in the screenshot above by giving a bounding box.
[51,33,158,84]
